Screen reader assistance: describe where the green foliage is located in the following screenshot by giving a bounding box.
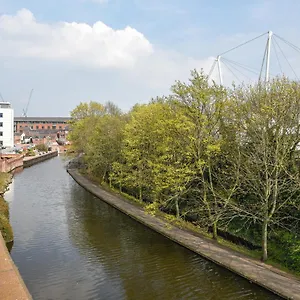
[145,202,160,216]
[69,73,300,273]
[69,101,126,181]
[25,148,35,157]
[269,231,300,272]
[35,144,48,152]
[0,173,13,242]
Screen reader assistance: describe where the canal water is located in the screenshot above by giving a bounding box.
[6,156,280,300]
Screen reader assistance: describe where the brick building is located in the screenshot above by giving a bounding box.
[14,117,71,144]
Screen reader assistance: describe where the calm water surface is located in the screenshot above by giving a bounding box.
[6,157,281,300]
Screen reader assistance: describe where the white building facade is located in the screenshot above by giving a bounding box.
[0,102,14,148]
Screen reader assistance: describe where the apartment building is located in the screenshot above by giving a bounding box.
[0,102,14,148]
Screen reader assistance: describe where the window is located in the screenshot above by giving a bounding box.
[0,122,3,127]
[20,125,23,128]
[42,126,44,129]
[0,141,3,146]
[0,113,3,118]
[52,125,56,129]
[36,126,39,130]
[48,126,50,129]
[59,126,62,129]
[0,132,3,136]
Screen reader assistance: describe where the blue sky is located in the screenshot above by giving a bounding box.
[0,0,299,116]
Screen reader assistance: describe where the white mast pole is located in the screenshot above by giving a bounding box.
[265,31,272,83]
[217,55,223,85]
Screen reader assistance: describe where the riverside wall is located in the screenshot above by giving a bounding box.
[0,154,23,173]
[23,151,58,168]
[67,168,300,300]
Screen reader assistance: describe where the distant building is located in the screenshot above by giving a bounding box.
[14,117,70,144]
[0,102,14,148]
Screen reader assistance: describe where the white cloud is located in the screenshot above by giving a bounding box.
[0,9,153,68]
[0,6,298,117]
[0,9,221,116]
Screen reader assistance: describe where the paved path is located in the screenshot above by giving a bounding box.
[68,169,300,300]
[0,233,31,300]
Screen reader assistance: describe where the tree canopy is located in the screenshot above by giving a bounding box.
[69,72,300,270]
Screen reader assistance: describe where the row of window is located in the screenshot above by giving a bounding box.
[19,125,63,130]
[0,111,6,145]
[0,112,6,146]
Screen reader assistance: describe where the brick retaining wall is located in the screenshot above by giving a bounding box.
[0,155,23,173]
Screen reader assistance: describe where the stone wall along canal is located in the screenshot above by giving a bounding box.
[5,156,281,300]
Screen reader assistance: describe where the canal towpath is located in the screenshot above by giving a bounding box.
[68,168,300,300]
[0,232,32,300]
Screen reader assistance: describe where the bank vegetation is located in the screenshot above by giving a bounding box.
[0,173,13,242]
[69,71,300,273]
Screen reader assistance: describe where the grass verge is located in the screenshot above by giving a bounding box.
[0,172,13,242]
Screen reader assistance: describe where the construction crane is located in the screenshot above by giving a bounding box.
[22,89,34,118]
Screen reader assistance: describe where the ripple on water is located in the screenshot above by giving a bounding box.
[8,157,280,300]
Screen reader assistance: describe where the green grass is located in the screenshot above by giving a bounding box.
[0,173,13,242]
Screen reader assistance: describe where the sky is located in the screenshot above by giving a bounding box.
[0,0,300,116]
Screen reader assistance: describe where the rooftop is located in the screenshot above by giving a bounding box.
[0,102,11,108]
[14,117,70,122]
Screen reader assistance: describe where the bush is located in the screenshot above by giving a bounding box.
[269,231,300,272]
[35,144,48,152]
[0,195,13,242]
[25,148,35,156]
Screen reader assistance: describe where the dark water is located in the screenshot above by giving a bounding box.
[6,157,280,300]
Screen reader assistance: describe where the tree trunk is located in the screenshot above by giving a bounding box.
[261,218,268,261]
[109,177,112,188]
[139,186,142,201]
[175,198,180,219]
[102,169,107,183]
[212,221,218,241]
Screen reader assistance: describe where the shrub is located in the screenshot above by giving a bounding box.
[269,231,300,272]
[35,144,48,152]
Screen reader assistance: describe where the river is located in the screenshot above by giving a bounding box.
[5,156,280,300]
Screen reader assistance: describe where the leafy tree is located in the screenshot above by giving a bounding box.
[171,70,240,239]
[69,101,105,153]
[232,78,300,261]
[68,74,300,270]
[84,114,126,182]
[111,101,195,214]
